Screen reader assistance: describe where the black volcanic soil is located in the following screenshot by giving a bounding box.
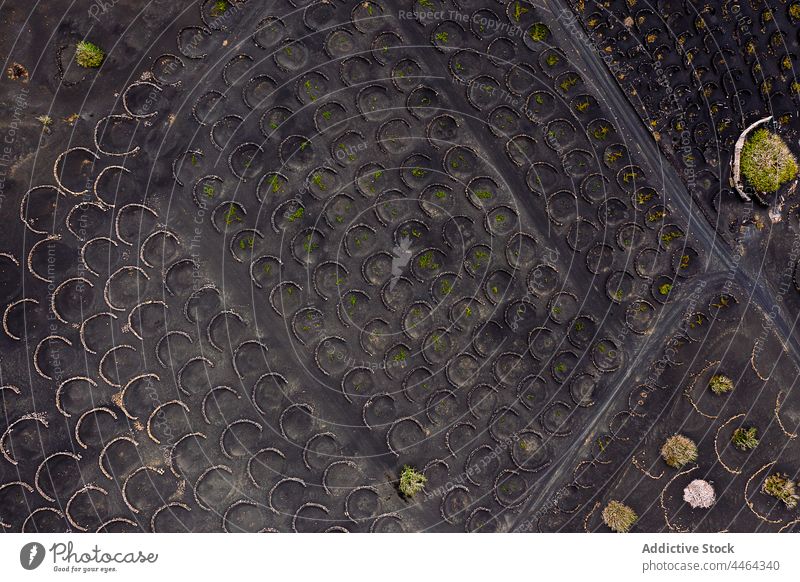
[0,0,798,533]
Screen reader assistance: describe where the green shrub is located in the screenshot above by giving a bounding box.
[740,128,798,193]
[660,434,698,468]
[731,427,759,451]
[210,0,229,16]
[763,473,799,509]
[529,23,550,42]
[417,251,439,270]
[75,41,105,68]
[601,500,637,532]
[708,374,734,395]
[399,465,426,497]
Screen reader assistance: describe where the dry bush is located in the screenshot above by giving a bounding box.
[602,500,637,533]
[660,434,698,468]
[683,479,715,509]
[763,473,799,509]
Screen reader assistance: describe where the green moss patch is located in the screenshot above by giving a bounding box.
[76,41,105,68]
[740,128,798,193]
